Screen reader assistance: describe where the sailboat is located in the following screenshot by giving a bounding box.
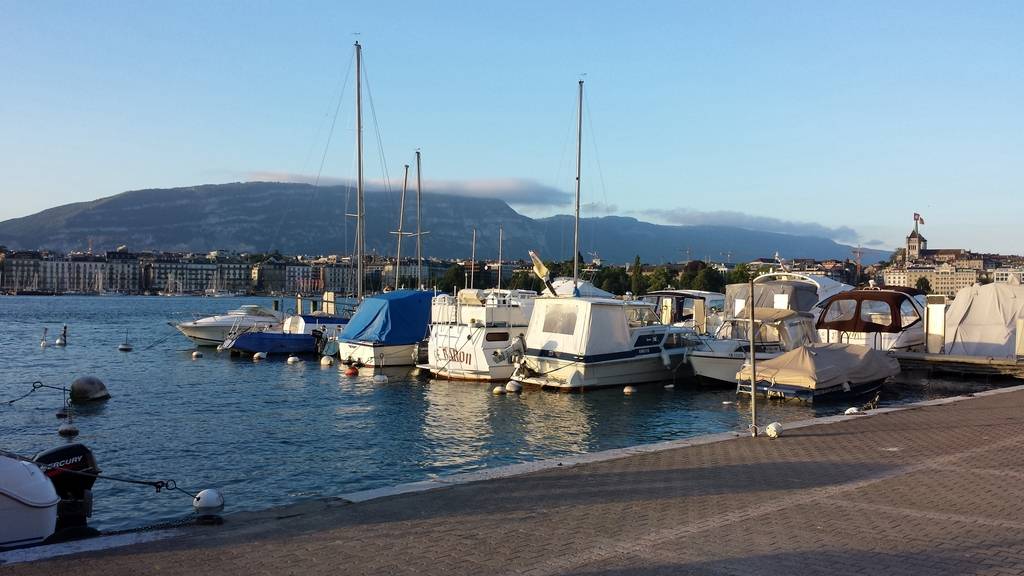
[332,43,431,367]
[508,81,695,390]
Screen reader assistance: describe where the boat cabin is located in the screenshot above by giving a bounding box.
[714,308,819,354]
[641,289,725,333]
[430,289,537,328]
[523,297,671,361]
[815,288,925,351]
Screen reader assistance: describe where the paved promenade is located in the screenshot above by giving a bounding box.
[7,387,1024,575]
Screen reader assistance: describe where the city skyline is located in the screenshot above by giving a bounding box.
[3,2,1022,252]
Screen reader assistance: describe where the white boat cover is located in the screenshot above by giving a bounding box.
[549,278,615,298]
[944,281,1024,358]
[525,297,638,357]
[735,342,900,390]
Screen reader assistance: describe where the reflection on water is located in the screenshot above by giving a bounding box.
[0,296,994,532]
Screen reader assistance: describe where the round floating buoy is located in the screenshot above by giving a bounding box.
[118,343,133,352]
[253,352,267,361]
[58,423,79,437]
[505,381,522,393]
[765,422,783,438]
[344,366,358,377]
[623,385,637,395]
[193,488,225,514]
[320,356,334,367]
[372,374,388,384]
[56,409,68,419]
[191,351,203,360]
[492,385,506,395]
[193,488,225,525]
[844,407,862,415]
[287,355,301,364]
[70,376,110,402]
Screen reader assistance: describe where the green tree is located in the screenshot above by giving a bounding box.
[509,271,545,294]
[647,266,672,291]
[597,267,629,295]
[727,263,753,285]
[630,256,645,295]
[915,277,932,294]
[694,268,725,293]
[437,264,466,293]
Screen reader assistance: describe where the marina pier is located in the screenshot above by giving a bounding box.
[6,385,1024,575]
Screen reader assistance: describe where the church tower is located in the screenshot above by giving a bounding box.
[906,215,926,261]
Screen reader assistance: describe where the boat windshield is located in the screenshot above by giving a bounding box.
[627,306,661,328]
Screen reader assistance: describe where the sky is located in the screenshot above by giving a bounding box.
[2,1,1022,253]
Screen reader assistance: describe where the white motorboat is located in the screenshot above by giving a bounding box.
[687,308,819,386]
[815,287,926,352]
[509,296,695,390]
[420,288,537,381]
[0,455,58,548]
[174,304,285,347]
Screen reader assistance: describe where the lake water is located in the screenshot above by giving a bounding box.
[0,295,982,532]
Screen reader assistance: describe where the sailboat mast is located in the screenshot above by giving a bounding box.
[355,41,365,300]
[497,225,503,289]
[573,79,583,289]
[415,150,423,288]
[394,164,409,290]
[470,228,476,289]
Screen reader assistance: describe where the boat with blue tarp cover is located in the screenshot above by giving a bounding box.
[335,289,433,367]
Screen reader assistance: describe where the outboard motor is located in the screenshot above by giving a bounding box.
[33,443,100,538]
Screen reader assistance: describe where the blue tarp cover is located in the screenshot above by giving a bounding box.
[338,290,432,345]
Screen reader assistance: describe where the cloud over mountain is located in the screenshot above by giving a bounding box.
[243,172,572,206]
[635,207,861,244]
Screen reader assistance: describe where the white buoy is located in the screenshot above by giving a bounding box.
[505,381,522,393]
[664,384,675,389]
[623,385,637,395]
[58,423,79,437]
[193,488,225,514]
[722,401,735,405]
[844,407,862,415]
[287,355,301,364]
[372,373,388,384]
[192,351,203,359]
[320,356,335,367]
[492,385,506,395]
[253,352,267,361]
[765,422,783,438]
[193,488,225,525]
[118,342,133,352]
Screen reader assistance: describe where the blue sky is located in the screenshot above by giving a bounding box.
[2,1,1022,253]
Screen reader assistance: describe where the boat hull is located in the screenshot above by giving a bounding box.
[176,319,279,347]
[420,324,523,381]
[338,341,417,367]
[513,351,686,390]
[736,378,883,404]
[225,332,318,355]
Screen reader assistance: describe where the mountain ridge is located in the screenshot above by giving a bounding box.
[0,182,890,264]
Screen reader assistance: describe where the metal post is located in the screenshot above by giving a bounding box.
[749,277,758,437]
[415,150,423,289]
[355,41,364,301]
[470,228,476,289]
[497,226,503,289]
[393,164,409,290]
[572,80,583,290]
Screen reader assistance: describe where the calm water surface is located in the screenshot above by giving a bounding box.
[0,295,982,531]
